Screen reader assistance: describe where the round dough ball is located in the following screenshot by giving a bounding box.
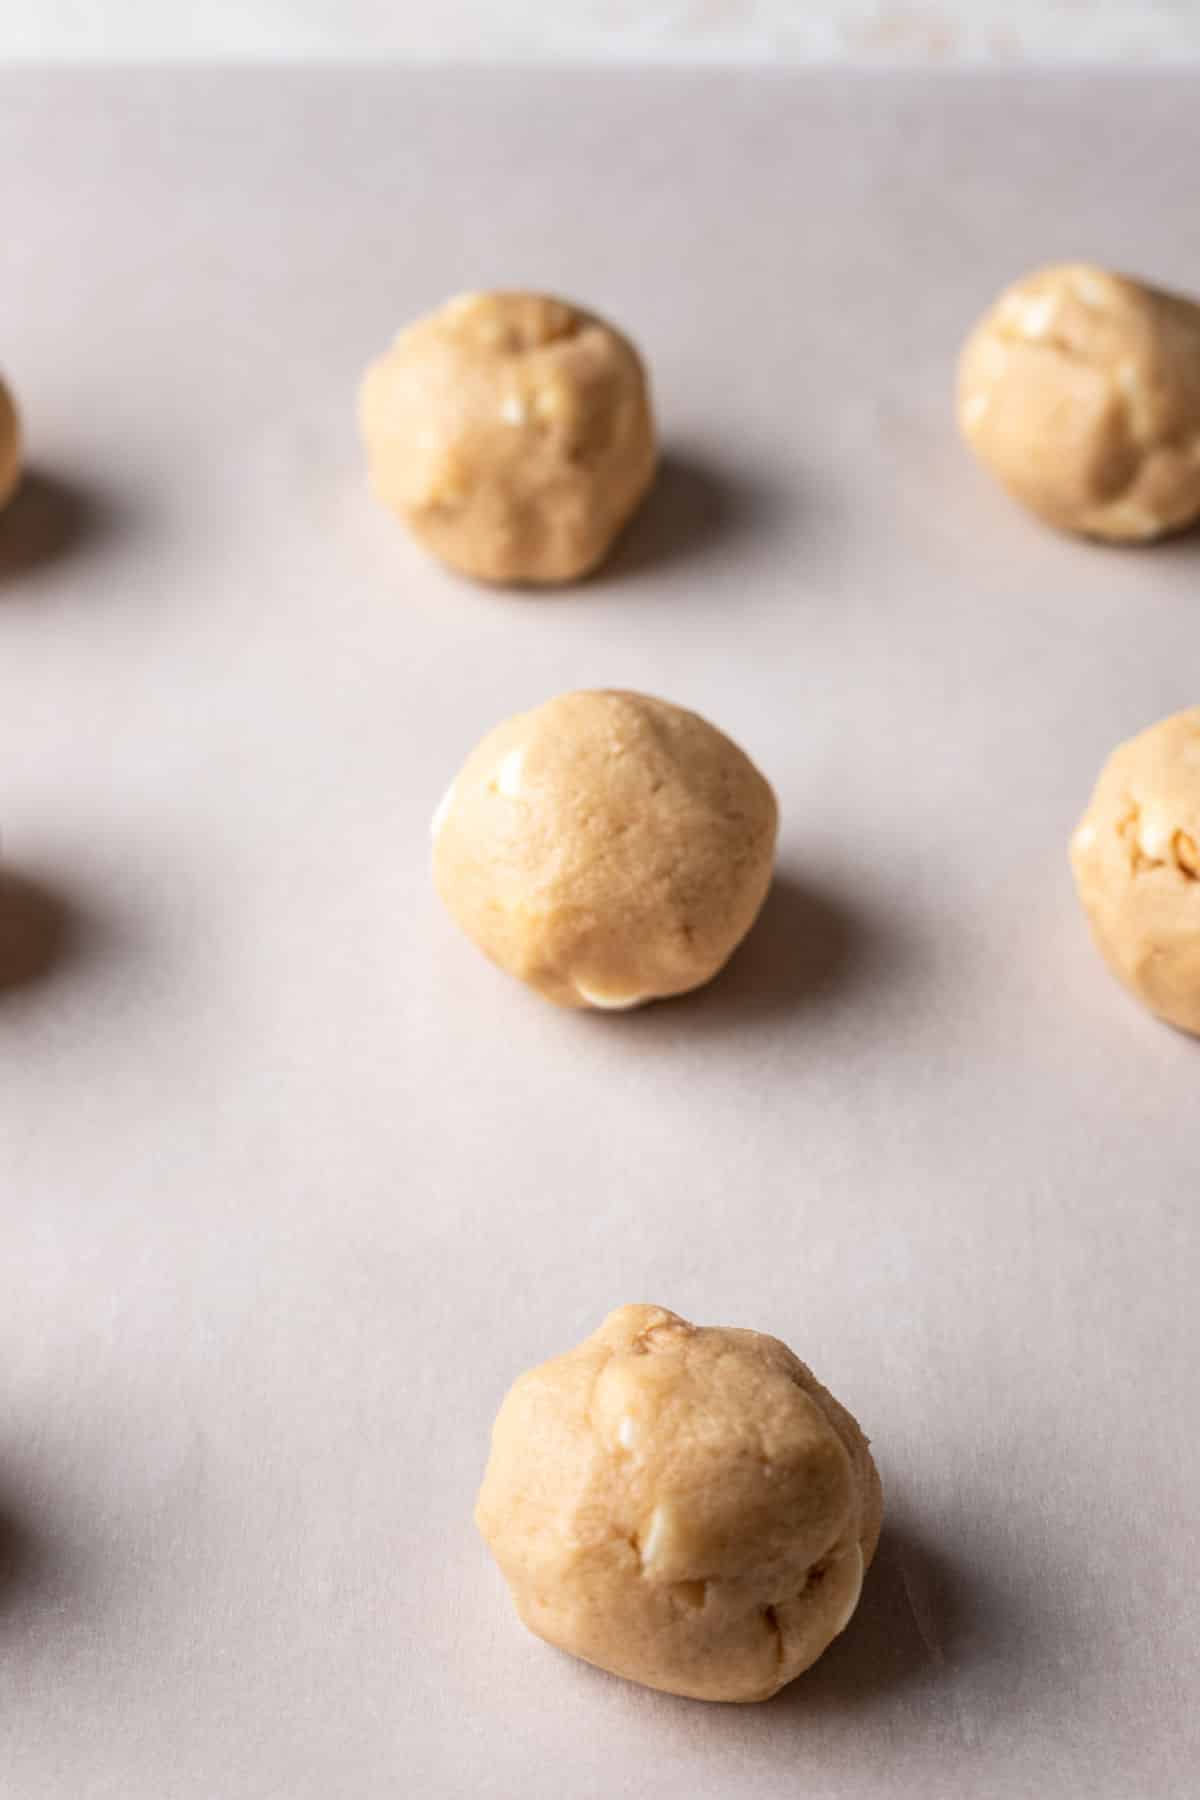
[475,1304,883,1703]
[1071,707,1200,1034]
[958,263,1200,541]
[0,372,21,512]
[359,291,657,584]
[432,690,778,1010]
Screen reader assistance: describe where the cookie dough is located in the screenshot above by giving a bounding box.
[1071,707,1200,1033]
[432,690,777,1009]
[476,1305,882,1703]
[0,373,20,511]
[958,263,1200,541]
[359,291,657,584]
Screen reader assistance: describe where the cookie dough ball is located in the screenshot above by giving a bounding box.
[432,690,778,1009]
[958,264,1200,541]
[0,373,21,511]
[1071,707,1200,1033]
[476,1305,882,1703]
[359,291,656,584]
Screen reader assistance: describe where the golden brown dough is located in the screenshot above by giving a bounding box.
[432,690,778,1009]
[958,263,1200,541]
[476,1304,883,1703]
[1071,707,1200,1034]
[359,291,656,584]
[0,372,21,512]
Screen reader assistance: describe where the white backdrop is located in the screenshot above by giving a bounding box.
[0,0,1197,61]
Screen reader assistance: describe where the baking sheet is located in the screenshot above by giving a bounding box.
[1,66,1198,1799]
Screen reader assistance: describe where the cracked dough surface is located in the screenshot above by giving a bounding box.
[1071,707,1200,1034]
[432,689,778,1010]
[958,263,1200,541]
[475,1305,882,1704]
[358,291,657,584]
[0,374,20,512]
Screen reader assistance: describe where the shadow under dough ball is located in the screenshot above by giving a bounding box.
[359,291,657,584]
[0,372,21,511]
[432,690,778,1009]
[1071,706,1200,1034]
[476,1304,883,1703]
[958,262,1200,541]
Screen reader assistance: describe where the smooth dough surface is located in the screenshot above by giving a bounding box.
[0,373,20,512]
[432,690,778,1009]
[359,291,657,584]
[958,263,1200,541]
[1071,707,1200,1034]
[476,1304,883,1703]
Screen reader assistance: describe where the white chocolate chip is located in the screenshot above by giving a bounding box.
[575,984,647,1011]
[499,394,527,427]
[495,747,524,798]
[431,783,456,841]
[1116,360,1156,444]
[1139,807,1175,861]
[617,1416,637,1451]
[1069,270,1111,308]
[1018,294,1058,340]
[1073,822,1097,853]
[962,392,989,430]
[640,1504,669,1568]
[830,1544,865,1636]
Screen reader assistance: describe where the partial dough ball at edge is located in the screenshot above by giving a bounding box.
[1070,706,1200,1034]
[0,373,21,512]
[958,262,1200,543]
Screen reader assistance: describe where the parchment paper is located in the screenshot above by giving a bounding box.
[1,67,1197,1799]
